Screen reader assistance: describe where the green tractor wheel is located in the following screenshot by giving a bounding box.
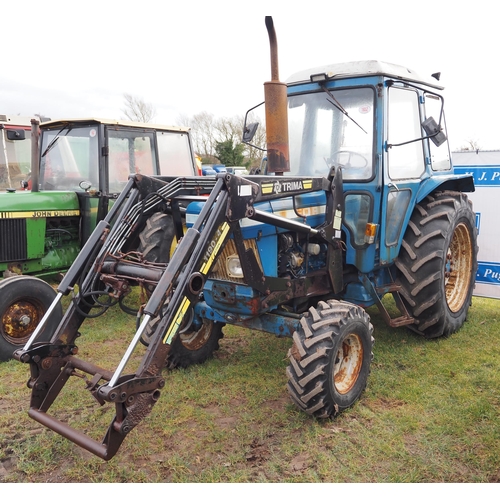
[0,276,63,361]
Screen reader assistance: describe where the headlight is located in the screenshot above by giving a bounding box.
[226,254,243,278]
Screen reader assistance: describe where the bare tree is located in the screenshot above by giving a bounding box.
[122,93,156,123]
[460,137,481,151]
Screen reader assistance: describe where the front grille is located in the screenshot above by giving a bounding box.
[0,219,27,262]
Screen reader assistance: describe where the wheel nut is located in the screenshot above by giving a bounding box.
[19,315,31,326]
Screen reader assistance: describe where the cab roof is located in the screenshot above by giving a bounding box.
[0,114,35,127]
[286,60,444,90]
[40,117,190,133]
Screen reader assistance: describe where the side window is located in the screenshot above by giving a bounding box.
[424,93,451,171]
[388,87,425,180]
[385,189,411,246]
[344,193,372,246]
[108,130,155,192]
[0,129,31,189]
[157,131,194,176]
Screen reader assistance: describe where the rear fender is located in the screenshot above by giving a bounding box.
[415,174,474,203]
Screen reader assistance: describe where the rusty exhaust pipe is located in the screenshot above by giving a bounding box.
[264,16,289,175]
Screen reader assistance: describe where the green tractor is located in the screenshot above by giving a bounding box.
[0,118,199,360]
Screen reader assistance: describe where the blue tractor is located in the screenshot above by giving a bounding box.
[14,17,477,460]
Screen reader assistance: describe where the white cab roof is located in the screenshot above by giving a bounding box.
[286,60,443,90]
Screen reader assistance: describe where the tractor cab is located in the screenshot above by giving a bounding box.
[37,118,196,194]
[34,118,198,242]
[284,61,471,278]
[276,62,471,268]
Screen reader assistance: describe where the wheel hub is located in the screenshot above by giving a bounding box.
[179,319,211,351]
[2,300,41,341]
[333,333,363,394]
[445,222,473,312]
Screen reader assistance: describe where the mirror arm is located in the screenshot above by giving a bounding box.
[242,101,267,152]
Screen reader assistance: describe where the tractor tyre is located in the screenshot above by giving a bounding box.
[395,191,478,339]
[137,213,224,368]
[286,300,374,418]
[138,212,176,264]
[0,276,63,361]
[140,313,224,369]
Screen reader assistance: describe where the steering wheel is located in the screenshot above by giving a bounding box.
[327,150,368,169]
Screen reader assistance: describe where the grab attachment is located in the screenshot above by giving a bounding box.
[23,342,165,460]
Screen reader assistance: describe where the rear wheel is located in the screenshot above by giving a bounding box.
[0,276,63,361]
[137,213,224,368]
[286,300,374,418]
[396,191,478,339]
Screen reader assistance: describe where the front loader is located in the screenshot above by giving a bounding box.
[14,17,477,460]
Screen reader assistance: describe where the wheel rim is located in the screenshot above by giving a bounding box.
[333,332,364,394]
[1,299,44,345]
[179,319,212,351]
[445,222,473,313]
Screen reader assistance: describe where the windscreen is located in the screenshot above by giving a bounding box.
[288,87,374,180]
[40,125,99,190]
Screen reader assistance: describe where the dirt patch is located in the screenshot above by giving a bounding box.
[363,397,407,412]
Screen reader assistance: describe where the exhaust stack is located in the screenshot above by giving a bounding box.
[264,16,289,175]
[30,119,40,192]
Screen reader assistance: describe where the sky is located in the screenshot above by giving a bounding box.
[2,0,499,151]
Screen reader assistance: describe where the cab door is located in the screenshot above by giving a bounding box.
[379,84,426,266]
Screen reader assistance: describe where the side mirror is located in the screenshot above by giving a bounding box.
[242,122,259,144]
[422,116,447,147]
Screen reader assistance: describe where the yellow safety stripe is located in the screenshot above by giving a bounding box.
[163,297,191,345]
[200,222,230,275]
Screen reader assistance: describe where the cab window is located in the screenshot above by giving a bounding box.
[388,87,425,180]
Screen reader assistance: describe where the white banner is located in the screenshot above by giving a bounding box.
[453,151,500,299]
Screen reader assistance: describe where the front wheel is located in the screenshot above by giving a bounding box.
[395,191,478,339]
[286,300,374,418]
[0,276,63,361]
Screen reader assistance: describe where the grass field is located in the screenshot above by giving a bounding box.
[0,295,499,483]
